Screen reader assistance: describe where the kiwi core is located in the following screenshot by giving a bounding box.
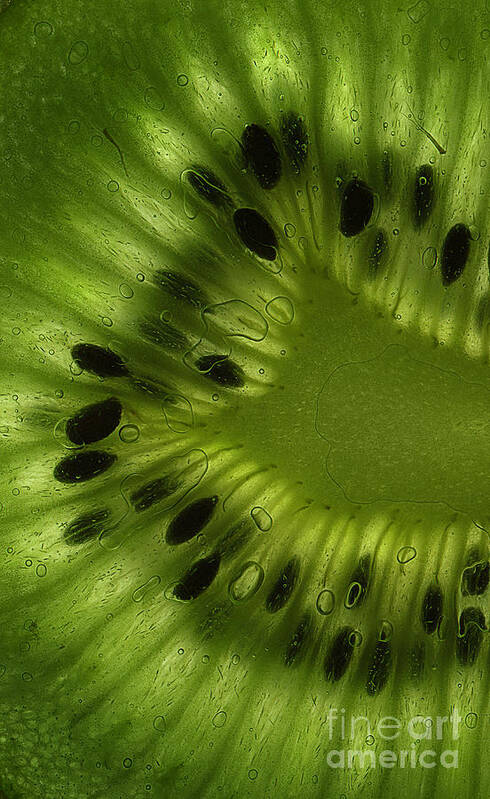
[228,270,490,519]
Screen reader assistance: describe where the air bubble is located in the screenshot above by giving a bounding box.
[465,712,478,729]
[136,273,145,282]
[379,619,393,642]
[34,21,53,36]
[397,545,417,564]
[248,769,258,781]
[366,734,375,745]
[407,0,430,24]
[422,247,437,270]
[107,180,119,192]
[350,109,359,122]
[250,506,273,532]
[212,711,227,728]
[119,283,134,299]
[113,108,128,123]
[143,87,164,112]
[345,581,362,608]
[68,40,89,65]
[321,47,327,55]
[163,394,193,433]
[119,424,140,443]
[122,758,133,769]
[132,575,161,603]
[353,136,360,145]
[265,296,294,325]
[36,563,47,578]
[316,589,335,615]
[177,74,189,86]
[229,561,264,602]
[153,715,166,733]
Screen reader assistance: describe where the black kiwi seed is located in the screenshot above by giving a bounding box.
[345,554,371,608]
[242,123,281,189]
[233,207,278,261]
[413,164,434,228]
[66,397,122,446]
[461,552,489,596]
[196,354,245,388]
[54,451,116,484]
[130,476,178,513]
[366,640,392,695]
[63,509,110,545]
[409,641,425,681]
[441,223,471,285]
[421,583,443,635]
[284,613,311,667]
[324,626,356,682]
[174,553,221,600]
[186,164,232,206]
[280,112,308,173]
[139,317,188,349]
[340,178,375,237]
[71,343,129,378]
[265,557,300,613]
[368,229,388,277]
[153,269,207,308]
[456,607,486,666]
[165,496,219,545]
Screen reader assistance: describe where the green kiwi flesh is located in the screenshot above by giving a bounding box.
[0,1,488,798]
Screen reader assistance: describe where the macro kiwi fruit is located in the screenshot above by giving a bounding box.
[0,1,488,798]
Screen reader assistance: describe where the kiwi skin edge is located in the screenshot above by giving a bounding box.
[0,2,488,799]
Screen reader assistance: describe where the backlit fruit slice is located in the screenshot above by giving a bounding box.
[0,1,488,798]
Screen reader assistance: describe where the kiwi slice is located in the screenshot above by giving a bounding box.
[0,1,488,797]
